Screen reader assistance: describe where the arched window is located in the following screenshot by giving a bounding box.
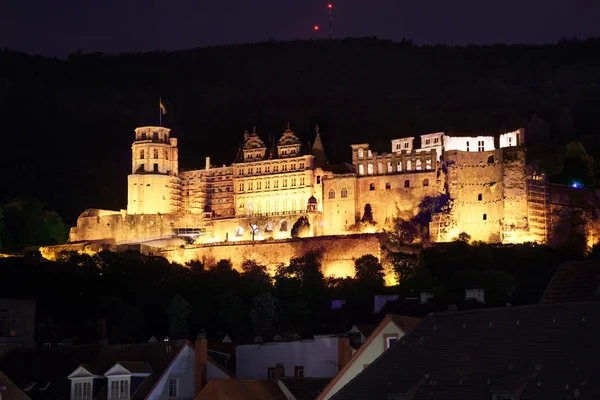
[140,150,145,159]
[359,165,365,175]
[416,160,422,170]
[423,179,429,187]
[404,180,410,188]
[265,222,273,232]
[368,164,374,175]
[406,160,412,171]
[328,188,336,199]
[358,148,364,158]
[341,187,348,198]
[378,162,384,174]
[478,194,482,201]
[385,182,391,190]
[369,183,376,191]
[280,220,288,232]
[235,226,244,237]
[487,155,495,164]
[387,162,392,173]
[426,159,431,170]
[153,149,159,159]
[397,161,402,172]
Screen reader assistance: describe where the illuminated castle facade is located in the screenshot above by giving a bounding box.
[66,125,541,247]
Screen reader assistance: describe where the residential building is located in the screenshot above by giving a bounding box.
[332,301,600,400]
[318,315,421,400]
[0,335,233,400]
[236,335,352,380]
[0,371,30,400]
[0,299,35,355]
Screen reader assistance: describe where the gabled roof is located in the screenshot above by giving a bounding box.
[318,314,421,399]
[352,324,377,339]
[541,260,600,304]
[0,340,188,400]
[278,377,331,400]
[106,361,152,375]
[196,379,286,400]
[0,371,31,400]
[332,302,600,400]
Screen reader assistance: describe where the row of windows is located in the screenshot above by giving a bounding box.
[328,187,349,199]
[238,162,305,175]
[239,198,306,214]
[394,142,411,150]
[139,131,164,141]
[238,177,305,192]
[358,159,432,175]
[139,149,169,160]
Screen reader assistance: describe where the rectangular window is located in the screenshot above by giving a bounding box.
[466,141,470,151]
[248,182,253,191]
[396,143,400,150]
[168,378,178,398]
[299,162,305,169]
[153,163,159,172]
[257,167,261,173]
[257,181,261,190]
[74,381,92,400]
[239,183,244,192]
[317,176,321,184]
[110,380,129,400]
[274,180,279,188]
[384,334,399,350]
[478,140,484,151]
[404,142,408,149]
[425,139,430,145]
[300,177,305,186]
[291,163,296,170]
[291,178,296,186]
[283,179,288,187]
[294,366,304,378]
[434,137,439,144]
[266,181,270,189]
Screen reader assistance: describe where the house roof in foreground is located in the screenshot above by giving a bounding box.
[195,379,286,400]
[278,377,331,400]
[541,260,600,304]
[332,301,600,400]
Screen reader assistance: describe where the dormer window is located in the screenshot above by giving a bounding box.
[110,379,129,400]
[73,381,92,400]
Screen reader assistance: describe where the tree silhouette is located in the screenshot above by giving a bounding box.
[353,254,385,291]
[166,294,192,339]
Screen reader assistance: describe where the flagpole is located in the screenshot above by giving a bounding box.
[159,98,162,127]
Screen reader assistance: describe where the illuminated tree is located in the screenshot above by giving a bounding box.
[245,214,269,241]
[291,216,311,238]
[354,254,385,291]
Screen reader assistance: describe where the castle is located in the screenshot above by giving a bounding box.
[59,124,543,250]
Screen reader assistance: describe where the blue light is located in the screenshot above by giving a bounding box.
[572,182,581,188]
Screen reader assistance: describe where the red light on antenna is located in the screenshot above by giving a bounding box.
[314,25,319,30]
[328,3,332,8]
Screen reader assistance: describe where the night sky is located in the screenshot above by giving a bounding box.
[2,0,600,57]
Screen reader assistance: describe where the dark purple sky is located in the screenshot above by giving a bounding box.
[2,0,599,57]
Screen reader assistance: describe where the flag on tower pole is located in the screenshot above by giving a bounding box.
[159,98,167,126]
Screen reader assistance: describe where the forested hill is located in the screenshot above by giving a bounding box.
[2,37,600,223]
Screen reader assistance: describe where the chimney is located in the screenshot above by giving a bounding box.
[337,336,350,371]
[195,332,208,396]
[205,157,210,170]
[274,363,285,378]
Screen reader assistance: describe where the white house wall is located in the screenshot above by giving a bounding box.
[443,135,495,152]
[236,337,340,380]
[320,322,406,400]
[147,345,194,400]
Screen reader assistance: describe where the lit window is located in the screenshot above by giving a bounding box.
[378,163,383,174]
[397,161,402,172]
[416,160,422,170]
[358,148,364,158]
[406,160,412,171]
[359,165,365,175]
[329,189,335,199]
[168,378,178,398]
[341,187,348,198]
[387,162,392,173]
[368,150,372,157]
[140,150,145,159]
[367,164,373,175]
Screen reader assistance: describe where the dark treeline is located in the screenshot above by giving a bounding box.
[2,37,600,223]
[0,237,577,344]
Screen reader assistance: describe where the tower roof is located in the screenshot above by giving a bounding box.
[312,124,327,167]
[278,123,302,146]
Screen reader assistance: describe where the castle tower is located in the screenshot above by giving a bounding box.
[127,126,180,215]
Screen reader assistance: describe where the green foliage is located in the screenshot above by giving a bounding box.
[389,252,419,283]
[250,292,280,332]
[354,254,385,291]
[1,197,69,251]
[291,216,311,238]
[166,294,192,339]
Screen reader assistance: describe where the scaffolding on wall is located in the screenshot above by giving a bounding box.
[527,174,549,244]
[168,177,183,214]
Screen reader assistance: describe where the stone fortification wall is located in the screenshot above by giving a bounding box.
[501,146,530,242]
[445,149,505,242]
[156,233,385,278]
[354,170,441,226]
